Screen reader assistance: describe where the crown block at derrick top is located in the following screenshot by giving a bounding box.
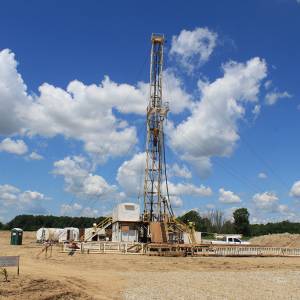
[151,34,164,44]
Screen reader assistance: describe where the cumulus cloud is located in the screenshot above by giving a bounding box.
[264,80,272,90]
[290,180,300,198]
[0,49,31,135]
[170,27,217,72]
[0,138,28,155]
[170,196,183,208]
[0,49,193,163]
[19,190,45,203]
[169,57,267,176]
[258,172,267,179]
[265,91,292,105]
[53,156,117,200]
[60,202,99,217]
[252,191,279,211]
[168,182,212,197]
[163,182,212,209]
[0,49,138,161]
[163,69,193,113]
[0,184,20,206]
[24,79,139,162]
[168,163,192,179]
[116,152,212,206]
[219,188,241,204]
[0,184,47,220]
[28,151,44,160]
[252,104,261,118]
[116,152,146,196]
[251,191,296,222]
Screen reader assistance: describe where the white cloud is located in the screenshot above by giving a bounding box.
[0,184,20,206]
[170,27,217,72]
[60,202,99,217]
[168,182,212,197]
[170,196,183,208]
[251,191,297,222]
[169,57,267,176]
[0,183,46,212]
[265,91,292,105]
[205,203,215,209]
[252,191,279,211]
[61,203,82,215]
[219,188,241,204]
[81,206,99,217]
[168,163,192,179]
[116,152,211,204]
[163,70,193,113]
[0,138,28,155]
[277,204,290,214]
[117,152,146,197]
[53,156,117,200]
[258,172,267,179]
[24,79,138,162]
[0,49,31,135]
[0,49,139,162]
[252,104,261,117]
[19,190,45,203]
[28,151,44,160]
[290,180,300,198]
[264,80,272,90]
[0,49,193,163]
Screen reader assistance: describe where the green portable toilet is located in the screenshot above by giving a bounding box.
[10,228,23,245]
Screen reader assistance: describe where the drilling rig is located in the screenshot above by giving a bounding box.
[142,34,183,243]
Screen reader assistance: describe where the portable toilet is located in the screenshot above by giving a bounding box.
[11,228,23,245]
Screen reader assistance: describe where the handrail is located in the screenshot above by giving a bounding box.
[84,216,112,242]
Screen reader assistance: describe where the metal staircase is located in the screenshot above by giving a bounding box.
[84,216,112,242]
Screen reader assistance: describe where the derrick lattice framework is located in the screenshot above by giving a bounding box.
[143,34,173,223]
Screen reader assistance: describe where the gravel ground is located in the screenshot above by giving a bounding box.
[123,270,300,300]
[2,231,300,300]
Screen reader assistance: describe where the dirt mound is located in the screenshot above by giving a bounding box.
[0,276,93,300]
[250,233,300,248]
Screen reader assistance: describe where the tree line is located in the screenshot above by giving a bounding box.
[1,208,300,237]
[0,215,105,231]
[177,208,300,237]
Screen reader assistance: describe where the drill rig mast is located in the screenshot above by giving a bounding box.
[142,34,181,243]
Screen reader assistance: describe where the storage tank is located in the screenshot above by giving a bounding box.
[112,203,140,222]
[59,227,80,242]
[36,228,63,242]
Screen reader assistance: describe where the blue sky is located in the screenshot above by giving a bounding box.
[0,0,300,223]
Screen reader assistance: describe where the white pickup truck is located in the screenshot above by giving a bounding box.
[211,236,250,245]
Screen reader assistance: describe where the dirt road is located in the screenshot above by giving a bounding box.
[0,231,300,299]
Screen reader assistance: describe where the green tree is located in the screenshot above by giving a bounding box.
[221,220,235,234]
[177,210,208,232]
[233,208,250,236]
[5,214,105,230]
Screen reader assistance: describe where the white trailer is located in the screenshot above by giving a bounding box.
[36,228,63,242]
[59,227,80,242]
